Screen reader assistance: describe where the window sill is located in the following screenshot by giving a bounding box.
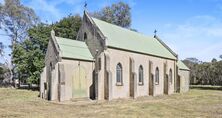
[116,82,123,86]
[138,82,144,86]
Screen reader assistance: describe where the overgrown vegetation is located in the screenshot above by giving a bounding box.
[0,88,221,117]
[183,57,222,85]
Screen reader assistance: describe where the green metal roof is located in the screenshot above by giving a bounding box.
[177,60,190,71]
[55,37,94,61]
[92,18,177,60]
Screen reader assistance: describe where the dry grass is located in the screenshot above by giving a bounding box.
[0,88,222,118]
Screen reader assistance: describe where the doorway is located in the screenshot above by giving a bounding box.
[72,65,87,98]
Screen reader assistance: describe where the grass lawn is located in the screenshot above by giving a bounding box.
[0,88,222,118]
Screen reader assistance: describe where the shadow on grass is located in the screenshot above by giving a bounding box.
[190,85,222,91]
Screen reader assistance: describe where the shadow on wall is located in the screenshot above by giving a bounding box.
[190,85,222,91]
[89,70,96,100]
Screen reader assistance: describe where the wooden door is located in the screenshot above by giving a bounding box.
[72,66,87,98]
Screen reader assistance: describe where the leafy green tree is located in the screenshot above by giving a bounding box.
[0,66,4,80]
[13,14,82,84]
[184,57,222,86]
[211,58,217,63]
[0,0,38,83]
[92,1,131,28]
[12,23,51,84]
[54,14,82,40]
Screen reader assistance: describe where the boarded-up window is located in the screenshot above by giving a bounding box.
[116,63,123,85]
[155,67,159,84]
[139,65,144,85]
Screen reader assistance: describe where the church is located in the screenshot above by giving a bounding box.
[40,11,190,101]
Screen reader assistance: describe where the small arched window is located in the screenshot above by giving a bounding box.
[155,67,159,84]
[116,63,123,85]
[139,65,144,85]
[169,69,172,84]
[84,32,87,41]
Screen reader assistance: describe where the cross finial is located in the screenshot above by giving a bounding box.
[154,29,157,36]
[84,1,87,10]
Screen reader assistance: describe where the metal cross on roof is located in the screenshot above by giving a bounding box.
[84,1,87,9]
[154,29,157,36]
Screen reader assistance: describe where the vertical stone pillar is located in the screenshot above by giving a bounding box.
[133,72,137,98]
[50,63,59,101]
[40,67,47,99]
[105,52,112,101]
[108,71,112,101]
[58,63,66,102]
[153,73,156,97]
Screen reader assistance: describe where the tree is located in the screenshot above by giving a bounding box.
[54,14,82,40]
[0,0,39,83]
[0,0,39,44]
[184,57,222,86]
[92,1,131,28]
[0,42,4,56]
[12,23,51,84]
[0,66,4,80]
[13,14,82,84]
[211,58,217,63]
[220,55,222,59]
[184,57,201,64]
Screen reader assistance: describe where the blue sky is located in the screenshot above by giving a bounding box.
[1,0,222,62]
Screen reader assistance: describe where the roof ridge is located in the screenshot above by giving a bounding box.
[89,15,177,60]
[154,35,178,58]
[91,17,154,39]
[60,43,89,49]
[55,36,83,42]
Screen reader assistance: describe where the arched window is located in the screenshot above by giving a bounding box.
[169,69,172,84]
[84,32,87,41]
[155,67,159,84]
[139,65,144,85]
[116,63,123,85]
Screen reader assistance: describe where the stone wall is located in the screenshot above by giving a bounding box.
[58,59,94,101]
[178,69,190,93]
[103,48,176,99]
[77,13,105,57]
[42,35,60,100]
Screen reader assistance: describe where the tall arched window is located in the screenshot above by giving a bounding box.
[139,65,144,85]
[84,32,87,41]
[155,67,159,84]
[116,63,123,85]
[169,69,172,84]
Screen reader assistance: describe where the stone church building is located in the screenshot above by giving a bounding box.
[40,11,190,101]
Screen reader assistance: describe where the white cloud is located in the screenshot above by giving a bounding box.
[26,0,62,22]
[25,0,83,22]
[160,15,222,62]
